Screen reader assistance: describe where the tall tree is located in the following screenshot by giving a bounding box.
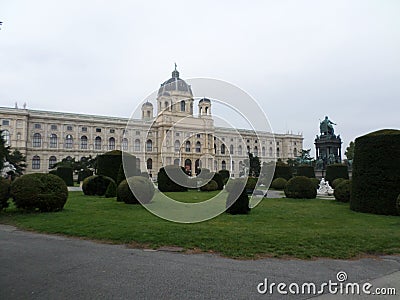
[244,152,261,177]
[345,141,355,160]
[0,130,6,171]
[6,149,26,176]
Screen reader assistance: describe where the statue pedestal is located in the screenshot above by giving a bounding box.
[315,134,342,168]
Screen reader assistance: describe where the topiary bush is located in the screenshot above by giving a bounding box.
[245,177,258,193]
[350,129,400,215]
[310,178,320,190]
[334,180,351,203]
[212,172,224,190]
[10,173,68,212]
[332,178,345,189]
[397,194,400,215]
[200,180,218,191]
[271,177,287,190]
[284,176,317,199]
[219,170,230,182]
[78,169,93,184]
[97,151,137,183]
[82,175,115,196]
[226,183,250,215]
[105,181,117,198]
[157,165,188,192]
[117,176,155,204]
[274,164,292,180]
[296,165,315,178]
[325,164,349,185]
[0,178,11,210]
[55,166,74,186]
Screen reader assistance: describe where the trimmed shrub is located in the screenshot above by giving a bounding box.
[157,165,188,192]
[296,165,315,178]
[274,165,292,180]
[310,178,320,190]
[78,169,93,184]
[56,166,74,186]
[334,180,351,203]
[219,170,230,182]
[82,175,115,196]
[200,180,218,191]
[49,170,58,176]
[245,177,258,193]
[212,172,224,190]
[284,176,317,199]
[105,181,117,198]
[350,129,400,215]
[198,168,211,179]
[225,178,246,193]
[10,173,68,212]
[117,176,155,204]
[271,177,287,190]
[0,178,11,210]
[226,183,250,215]
[397,194,400,215]
[325,164,349,185]
[332,178,345,189]
[97,151,137,183]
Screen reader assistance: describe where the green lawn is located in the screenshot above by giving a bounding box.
[1,191,399,259]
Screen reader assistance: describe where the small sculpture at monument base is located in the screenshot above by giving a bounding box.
[317,178,334,196]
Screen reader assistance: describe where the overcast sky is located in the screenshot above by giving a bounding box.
[1,0,399,157]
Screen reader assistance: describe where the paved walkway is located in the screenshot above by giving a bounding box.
[0,225,398,299]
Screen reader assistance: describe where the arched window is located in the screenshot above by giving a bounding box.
[269,147,273,157]
[262,147,266,157]
[221,160,227,170]
[65,134,73,149]
[80,136,88,149]
[136,158,141,169]
[185,141,191,152]
[230,145,234,155]
[174,158,180,165]
[180,100,186,112]
[95,136,102,150]
[174,140,180,152]
[147,158,153,170]
[277,147,280,157]
[50,134,57,148]
[238,145,242,155]
[214,144,217,154]
[254,146,258,157]
[165,101,169,110]
[49,156,57,169]
[109,137,115,150]
[214,160,218,171]
[32,155,40,169]
[293,148,297,157]
[232,160,235,171]
[1,130,10,146]
[33,133,41,147]
[134,139,140,152]
[221,144,226,154]
[195,141,201,153]
[122,138,128,151]
[146,139,153,152]
[247,145,250,153]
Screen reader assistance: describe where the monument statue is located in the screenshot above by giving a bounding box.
[320,116,336,136]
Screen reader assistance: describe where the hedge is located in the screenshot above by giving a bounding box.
[212,172,224,190]
[105,181,117,198]
[284,176,316,199]
[350,129,400,215]
[325,164,349,185]
[200,180,218,191]
[226,183,250,215]
[274,165,292,180]
[117,176,155,204]
[296,165,315,178]
[82,175,115,196]
[157,165,188,192]
[271,177,287,190]
[56,166,74,186]
[97,151,137,183]
[10,173,68,212]
[218,170,230,182]
[334,180,351,203]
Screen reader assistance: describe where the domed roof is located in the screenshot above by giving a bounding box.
[142,101,153,107]
[199,98,211,103]
[158,65,193,96]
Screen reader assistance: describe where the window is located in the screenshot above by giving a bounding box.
[196,134,201,138]
[195,141,201,153]
[165,101,169,110]
[238,145,243,155]
[222,160,227,170]
[82,127,87,132]
[50,134,57,148]
[255,140,258,143]
[146,139,153,152]
[109,137,115,150]
[262,147,266,157]
[122,138,128,151]
[33,133,41,147]
[277,142,280,145]
[49,156,57,169]
[277,147,280,157]
[136,131,140,135]
[65,135,73,149]
[247,139,250,143]
[221,144,226,154]
[81,136,88,149]
[95,136,102,150]
[294,142,297,145]
[293,148,297,157]
[2,120,10,126]
[230,145,234,155]
[174,140,180,152]
[34,123,41,129]
[232,160,235,171]
[51,124,57,130]
[134,139,140,152]
[1,130,10,146]
[147,158,153,170]
[254,146,258,157]
[96,128,101,133]
[17,132,21,140]
[67,125,73,131]
[185,141,191,152]
[176,132,180,137]
[17,120,23,128]
[180,101,186,112]
[269,147,273,157]
[32,156,40,169]
[110,129,115,133]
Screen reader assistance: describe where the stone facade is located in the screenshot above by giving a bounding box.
[0,68,303,177]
